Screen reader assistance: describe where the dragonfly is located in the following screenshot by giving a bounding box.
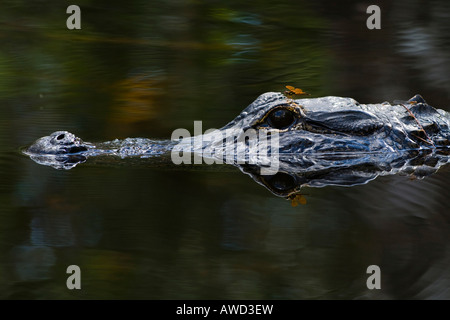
[289,193,307,207]
[284,85,309,97]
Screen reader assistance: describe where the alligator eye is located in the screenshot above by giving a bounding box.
[266,108,296,129]
[56,134,65,140]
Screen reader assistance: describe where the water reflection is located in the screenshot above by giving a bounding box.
[12,140,450,299]
[11,246,56,282]
[394,1,450,94]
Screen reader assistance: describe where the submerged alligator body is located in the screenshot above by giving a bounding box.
[24,92,450,197]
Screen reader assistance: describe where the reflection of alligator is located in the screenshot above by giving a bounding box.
[24,92,450,197]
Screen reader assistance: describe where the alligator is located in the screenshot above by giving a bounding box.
[24,92,450,198]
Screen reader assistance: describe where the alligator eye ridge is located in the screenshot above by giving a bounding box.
[266,108,296,130]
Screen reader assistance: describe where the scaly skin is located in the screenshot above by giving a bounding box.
[24,92,450,195]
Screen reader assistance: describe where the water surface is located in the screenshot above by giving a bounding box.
[1,0,450,299]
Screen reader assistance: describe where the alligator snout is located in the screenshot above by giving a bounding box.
[26,131,88,155]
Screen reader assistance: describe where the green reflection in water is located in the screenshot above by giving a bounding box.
[2,0,449,300]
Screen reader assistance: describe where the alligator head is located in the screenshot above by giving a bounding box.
[24,92,450,196]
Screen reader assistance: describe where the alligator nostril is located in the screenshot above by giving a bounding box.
[56,134,65,140]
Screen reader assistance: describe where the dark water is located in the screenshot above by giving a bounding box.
[1,0,450,299]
